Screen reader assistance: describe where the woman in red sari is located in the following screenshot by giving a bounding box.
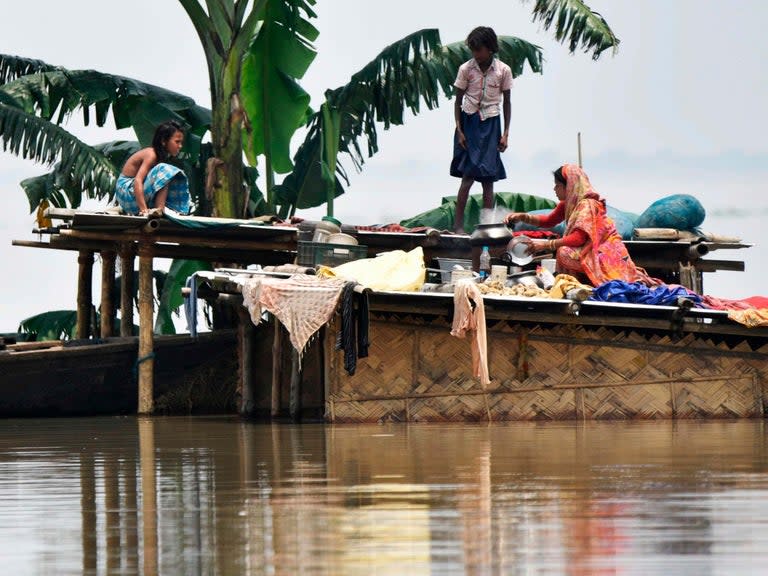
[504,164,654,286]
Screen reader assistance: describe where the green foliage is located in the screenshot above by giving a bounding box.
[528,0,619,59]
[1,0,619,218]
[20,140,140,211]
[0,105,119,201]
[0,54,56,86]
[399,192,557,232]
[154,259,212,335]
[17,310,78,341]
[241,0,318,174]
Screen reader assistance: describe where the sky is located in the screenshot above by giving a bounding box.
[1,0,767,331]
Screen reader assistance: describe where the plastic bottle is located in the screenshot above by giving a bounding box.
[479,246,491,280]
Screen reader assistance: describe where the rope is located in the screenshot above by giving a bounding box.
[133,351,156,382]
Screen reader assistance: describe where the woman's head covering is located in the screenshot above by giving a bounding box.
[560,163,602,221]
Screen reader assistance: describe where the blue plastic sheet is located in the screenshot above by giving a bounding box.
[589,280,703,307]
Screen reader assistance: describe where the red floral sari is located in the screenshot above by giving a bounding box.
[556,164,653,286]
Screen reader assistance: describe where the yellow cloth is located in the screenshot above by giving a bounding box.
[727,308,768,328]
[548,274,593,300]
[317,247,426,292]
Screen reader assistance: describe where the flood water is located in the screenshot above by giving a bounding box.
[1,418,768,575]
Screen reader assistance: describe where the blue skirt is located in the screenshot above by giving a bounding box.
[450,112,506,182]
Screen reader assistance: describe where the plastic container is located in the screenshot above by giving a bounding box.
[479,246,491,280]
[490,265,507,283]
[312,219,341,243]
[436,258,473,283]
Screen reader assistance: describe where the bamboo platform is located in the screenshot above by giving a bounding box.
[10,208,755,417]
[324,305,768,422]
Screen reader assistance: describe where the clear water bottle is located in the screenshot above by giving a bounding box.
[479,246,491,280]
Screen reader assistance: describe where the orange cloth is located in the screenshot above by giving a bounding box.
[450,280,490,387]
[557,164,655,286]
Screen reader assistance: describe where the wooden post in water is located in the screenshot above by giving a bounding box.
[100,251,116,338]
[271,319,283,417]
[119,243,136,337]
[138,418,158,575]
[289,349,302,421]
[138,244,155,414]
[237,306,255,416]
[76,250,94,339]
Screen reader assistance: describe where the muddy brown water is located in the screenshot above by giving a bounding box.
[1,417,767,575]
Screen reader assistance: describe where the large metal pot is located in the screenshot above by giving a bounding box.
[469,222,513,246]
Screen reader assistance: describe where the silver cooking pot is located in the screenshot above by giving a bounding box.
[469,222,513,245]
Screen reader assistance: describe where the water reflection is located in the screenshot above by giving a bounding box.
[1,418,768,574]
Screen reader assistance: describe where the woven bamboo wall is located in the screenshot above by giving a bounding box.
[326,313,767,422]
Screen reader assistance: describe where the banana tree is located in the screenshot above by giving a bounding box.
[180,0,317,217]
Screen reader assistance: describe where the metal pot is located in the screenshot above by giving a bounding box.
[469,222,513,246]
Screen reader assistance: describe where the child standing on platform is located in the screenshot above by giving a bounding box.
[450,26,512,234]
[115,120,191,216]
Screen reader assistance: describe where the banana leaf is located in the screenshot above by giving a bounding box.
[399,192,556,232]
[155,259,212,335]
[529,0,619,60]
[17,310,78,341]
[241,0,318,174]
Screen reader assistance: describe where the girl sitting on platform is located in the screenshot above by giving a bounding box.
[115,120,191,216]
[504,164,654,286]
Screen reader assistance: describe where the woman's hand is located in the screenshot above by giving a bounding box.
[528,239,555,253]
[504,212,525,226]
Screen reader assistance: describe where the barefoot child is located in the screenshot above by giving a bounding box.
[450,26,512,234]
[115,120,191,216]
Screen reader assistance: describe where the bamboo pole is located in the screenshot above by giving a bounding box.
[138,244,154,414]
[76,250,94,339]
[577,132,583,167]
[271,319,283,417]
[100,251,116,338]
[119,244,136,337]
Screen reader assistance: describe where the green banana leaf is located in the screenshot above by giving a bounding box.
[154,259,212,335]
[272,115,347,210]
[399,192,556,232]
[241,0,318,174]
[20,140,140,211]
[0,54,56,86]
[0,64,211,163]
[17,310,78,341]
[530,0,619,59]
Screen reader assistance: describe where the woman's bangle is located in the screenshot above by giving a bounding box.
[549,240,556,251]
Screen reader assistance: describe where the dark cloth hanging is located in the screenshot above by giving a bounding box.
[335,282,371,376]
[336,282,357,375]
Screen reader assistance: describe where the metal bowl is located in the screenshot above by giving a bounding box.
[507,236,533,265]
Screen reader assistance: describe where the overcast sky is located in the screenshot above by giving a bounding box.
[1,0,766,331]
